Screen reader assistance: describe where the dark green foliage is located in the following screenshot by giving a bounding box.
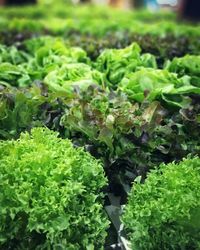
[61,86,200,182]
[1,83,199,184]
[68,33,200,64]
[0,85,65,140]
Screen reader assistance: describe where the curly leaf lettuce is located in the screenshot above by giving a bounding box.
[0,127,109,249]
[122,156,200,250]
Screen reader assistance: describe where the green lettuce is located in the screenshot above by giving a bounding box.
[166,55,200,87]
[0,63,30,87]
[95,43,157,87]
[119,68,200,107]
[0,127,109,249]
[25,37,90,81]
[122,156,200,250]
[44,63,103,93]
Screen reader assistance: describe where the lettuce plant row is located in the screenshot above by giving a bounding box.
[0,3,199,62]
[0,2,200,249]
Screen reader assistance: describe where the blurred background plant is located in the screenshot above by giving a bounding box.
[0,0,199,22]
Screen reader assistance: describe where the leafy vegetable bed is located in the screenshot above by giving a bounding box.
[0,2,200,249]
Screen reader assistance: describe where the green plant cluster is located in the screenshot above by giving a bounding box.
[166,55,200,85]
[0,4,199,38]
[119,67,200,107]
[122,157,200,250]
[0,37,200,180]
[0,37,199,104]
[0,3,199,62]
[0,127,109,249]
[0,2,200,249]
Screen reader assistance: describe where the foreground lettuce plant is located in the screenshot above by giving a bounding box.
[122,157,200,250]
[0,128,109,249]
